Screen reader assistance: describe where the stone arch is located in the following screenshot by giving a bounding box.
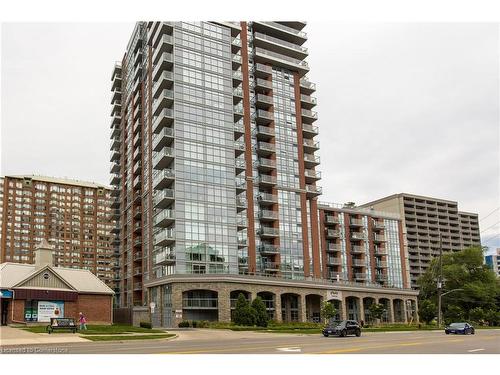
[182,289,218,321]
[305,293,323,323]
[393,298,406,323]
[281,293,300,322]
[378,297,392,323]
[257,291,277,320]
[362,297,377,325]
[345,296,361,321]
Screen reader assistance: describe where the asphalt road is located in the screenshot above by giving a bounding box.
[1,329,499,354]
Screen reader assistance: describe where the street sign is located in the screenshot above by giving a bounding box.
[149,302,156,313]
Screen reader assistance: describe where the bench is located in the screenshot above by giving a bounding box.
[46,317,77,334]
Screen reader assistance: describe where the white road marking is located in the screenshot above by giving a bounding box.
[467,348,485,353]
[277,347,302,352]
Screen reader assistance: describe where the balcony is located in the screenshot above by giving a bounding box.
[254,63,272,77]
[232,70,243,84]
[303,139,319,152]
[324,256,341,266]
[258,226,280,238]
[258,244,280,255]
[133,161,142,175]
[255,93,274,107]
[152,52,173,81]
[237,219,247,229]
[259,209,279,221]
[303,153,320,168]
[257,174,277,187]
[373,221,385,230]
[238,238,247,247]
[236,197,247,211]
[152,126,174,151]
[255,78,273,90]
[133,251,142,260]
[182,298,218,309]
[300,94,317,109]
[154,229,175,246]
[257,141,276,156]
[111,102,122,117]
[325,229,341,238]
[152,35,173,64]
[254,47,309,75]
[354,273,367,280]
[253,22,307,45]
[110,124,121,139]
[111,63,122,81]
[261,262,280,272]
[153,108,174,133]
[153,169,175,190]
[326,244,341,252]
[256,125,275,140]
[376,274,388,282]
[305,185,322,197]
[324,216,339,225]
[232,53,242,68]
[111,114,121,128]
[153,147,174,170]
[255,158,276,171]
[133,221,142,234]
[133,283,143,291]
[253,31,308,60]
[235,179,246,193]
[375,261,388,268]
[300,77,316,94]
[111,87,122,105]
[153,71,174,99]
[153,89,174,117]
[350,218,364,227]
[110,150,120,162]
[133,147,141,162]
[350,245,365,254]
[304,169,321,183]
[233,87,244,103]
[302,124,319,138]
[153,188,175,208]
[257,192,278,205]
[235,141,245,156]
[110,173,121,186]
[374,234,386,242]
[235,158,246,174]
[153,209,175,227]
[351,232,366,241]
[374,248,387,256]
[301,109,318,123]
[255,109,274,125]
[155,248,176,265]
[352,259,366,267]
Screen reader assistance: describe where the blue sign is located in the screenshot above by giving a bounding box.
[0,290,13,298]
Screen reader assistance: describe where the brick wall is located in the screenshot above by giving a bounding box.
[77,294,112,324]
[10,299,25,323]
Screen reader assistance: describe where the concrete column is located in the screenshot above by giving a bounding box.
[414,299,420,323]
[341,298,347,320]
[359,298,365,323]
[389,299,395,323]
[171,285,184,328]
[218,288,231,323]
[402,300,408,323]
[274,293,282,322]
[299,295,307,323]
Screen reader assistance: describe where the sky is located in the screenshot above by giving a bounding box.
[1,22,499,253]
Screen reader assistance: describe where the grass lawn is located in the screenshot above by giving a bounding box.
[22,324,166,335]
[83,334,175,342]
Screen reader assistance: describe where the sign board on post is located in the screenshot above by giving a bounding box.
[149,302,156,314]
[326,290,342,301]
[175,309,182,319]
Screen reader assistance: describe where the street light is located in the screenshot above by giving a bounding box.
[438,288,464,328]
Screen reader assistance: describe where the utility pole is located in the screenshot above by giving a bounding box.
[437,234,443,327]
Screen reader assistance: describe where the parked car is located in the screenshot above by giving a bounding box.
[323,320,361,337]
[444,322,475,335]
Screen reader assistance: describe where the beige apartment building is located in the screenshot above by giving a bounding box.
[361,193,481,288]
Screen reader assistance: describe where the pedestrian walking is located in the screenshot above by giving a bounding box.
[79,312,88,330]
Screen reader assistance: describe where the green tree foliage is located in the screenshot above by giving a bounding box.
[468,307,484,323]
[417,246,500,325]
[418,300,437,324]
[232,293,256,326]
[251,297,269,327]
[368,303,385,321]
[320,301,337,324]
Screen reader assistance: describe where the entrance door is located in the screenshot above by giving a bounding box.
[1,299,9,325]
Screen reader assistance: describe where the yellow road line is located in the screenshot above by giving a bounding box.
[315,339,464,354]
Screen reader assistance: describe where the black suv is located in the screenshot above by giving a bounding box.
[322,320,361,337]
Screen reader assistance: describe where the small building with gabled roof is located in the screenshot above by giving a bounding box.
[0,240,114,325]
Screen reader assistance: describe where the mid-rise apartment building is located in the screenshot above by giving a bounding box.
[361,193,481,288]
[111,22,418,325]
[0,175,118,291]
[485,248,500,277]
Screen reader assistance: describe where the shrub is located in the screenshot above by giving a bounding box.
[469,307,485,324]
[197,320,209,328]
[232,293,256,326]
[191,320,198,328]
[178,321,190,328]
[418,300,437,325]
[139,321,152,329]
[251,297,269,327]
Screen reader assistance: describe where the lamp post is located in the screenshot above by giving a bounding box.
[438,288,464,328]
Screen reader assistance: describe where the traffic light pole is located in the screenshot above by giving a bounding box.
[437,235,443,328]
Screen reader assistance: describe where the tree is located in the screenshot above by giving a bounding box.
[418,299,437,325]
[469,307,485,324]
[417,246,500,322]
[251,296,269,327]
[320,301,337,324]
[443,305,464,325]
[484,309,500,326]
[232,293,255,326]
[368,303,385,325]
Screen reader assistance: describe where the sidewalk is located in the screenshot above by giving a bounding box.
[0,326,90,346]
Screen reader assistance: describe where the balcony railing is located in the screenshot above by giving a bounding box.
[182,298,218,309]
[259,209,279,220]
[258,244,280,254]
[258,226,280,237]
[258,192,278,204]
[254,32,308,54]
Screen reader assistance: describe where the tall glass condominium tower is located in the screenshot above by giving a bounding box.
[110,22,321,307]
